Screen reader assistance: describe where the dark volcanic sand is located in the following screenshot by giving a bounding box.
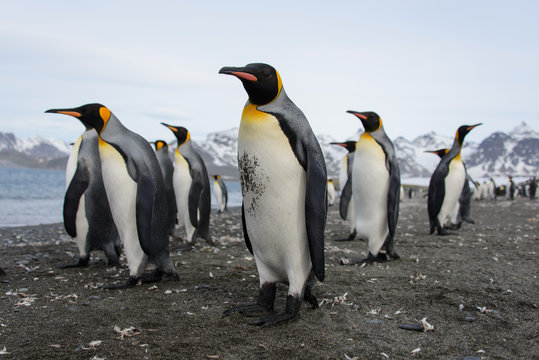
[0,198,537,359]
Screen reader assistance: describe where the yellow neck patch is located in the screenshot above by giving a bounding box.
[156,142,164,151]
[99,107,111,134]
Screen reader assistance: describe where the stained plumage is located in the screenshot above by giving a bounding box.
[162,124,212,245]
[220,62,327,326]
[427,124,481,235]
[46,104,178,288]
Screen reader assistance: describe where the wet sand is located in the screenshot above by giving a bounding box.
[0,198,537,359]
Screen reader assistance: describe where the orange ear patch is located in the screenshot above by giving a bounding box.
[99,107,111,122]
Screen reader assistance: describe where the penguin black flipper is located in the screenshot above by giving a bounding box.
[259,90,327,282]
[339,177,352,221]
[63,163,90,237]
[135,170,156,255]
[188,175,204,229]
[385,148,401,239]
[241,203,254,255]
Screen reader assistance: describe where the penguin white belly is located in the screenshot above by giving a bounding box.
[338,156,348,190]
[327,182,335,205]
[352,136,389,256]
[481,184,489,200]
[213,181,224,212]
[173,153,195,240]
[238,115,310,296]
[99,141,146,276]
[438,159,465,226]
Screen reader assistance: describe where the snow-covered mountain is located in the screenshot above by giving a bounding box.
[1,121,537,178]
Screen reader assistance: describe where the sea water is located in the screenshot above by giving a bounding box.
[0,167,243,227]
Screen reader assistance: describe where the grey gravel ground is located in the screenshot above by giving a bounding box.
[0,197,537,359]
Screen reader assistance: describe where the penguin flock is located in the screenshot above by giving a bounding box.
[27,61,528,326]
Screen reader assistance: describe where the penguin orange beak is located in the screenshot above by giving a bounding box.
[467,123,482,131]
[161,122,178,132]
[346,110,368,121]
[219,67,258,81]
[45,109,81,118]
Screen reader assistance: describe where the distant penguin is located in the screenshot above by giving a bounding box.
[330,141,357,241]
[508,176,515,200]
[60,128,121,268]
[529,177,537,199]
[400,185,404,201]
[487,178,496,200]
[213,175,228,213]
[347,110,401,264]
[151,140,178,235]
[327,179,336,206]
[220,63,327,326]
[425,148,475,227]
[472,181,481,200]
[481,181,489,200]
[162,124,212,245]
[46,104,178,288]
[427,124,481,235]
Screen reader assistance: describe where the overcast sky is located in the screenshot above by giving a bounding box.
[2,1,538,144]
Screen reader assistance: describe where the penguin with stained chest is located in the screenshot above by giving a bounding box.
[425,148,475,228]
[330,141,358,241]
[346,111,401,264]
[427,124,481,235]
[151,140,178,236]
[60,127,121,268]
[161,124,213,245]
[46,104,178,288]
[220,63,327,326]
[212,175,228,213]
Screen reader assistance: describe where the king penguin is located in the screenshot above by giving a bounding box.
[219,63,327,326]
[60,127,121,268]
[425,148,475,228]
[151,140,178,236]
[347,111,401,264]
[161,124,213,246]
[327,179,336,206]
[212,175,228,213]
[330,141,358,241]
[427,124,481,235]
[46,104,178,288]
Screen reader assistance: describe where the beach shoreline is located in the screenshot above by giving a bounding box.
[0,199,537,359]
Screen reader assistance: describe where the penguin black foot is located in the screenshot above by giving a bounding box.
[437,227,455,236]
[249,295,301,327]
[303,284,319,309]
[223,283,276,318]
[340,252,388,266]
[334,230,357,242]
[140,269,164,284]
[172,244,194,252]
[58,256,90,269]
[102,276,140,290]
[0,266,5,276]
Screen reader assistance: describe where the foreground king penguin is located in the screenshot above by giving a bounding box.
[427,124,481,235]
[161,124,213,245]
[61,126,121,268]
[220,63,327,326]
[46,104,178,288]
[346,111,401,264]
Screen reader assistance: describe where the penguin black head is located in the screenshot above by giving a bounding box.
[151,140,168,151]
[45,103,111,133]
[456,123,481,146]
[347,111,381,133]
[425,148,449,158]
[330,141,357,153]
[219,63,282,105]
[161,123,190,145]
[213,175,220,180]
